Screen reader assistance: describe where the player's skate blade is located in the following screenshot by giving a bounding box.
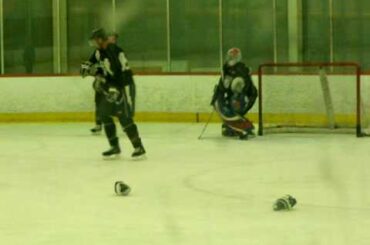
[102,146,121,159]
[131,146,146,158]
[90,125,102,134]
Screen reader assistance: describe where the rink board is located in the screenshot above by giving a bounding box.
[0,74,368,125]
[0,112,356,128]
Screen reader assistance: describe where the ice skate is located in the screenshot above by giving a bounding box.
[102,145,121,159]
[90,125,102,134]
[131,145,146,158]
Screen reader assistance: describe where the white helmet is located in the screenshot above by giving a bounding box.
[226,48,242,66]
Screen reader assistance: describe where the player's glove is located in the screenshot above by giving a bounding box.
[81,62,103,78]
[80,61,93,78]
[106,87,121,103]
[93,76,106,93]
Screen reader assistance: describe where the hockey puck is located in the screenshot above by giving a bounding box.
[114,181,131,196]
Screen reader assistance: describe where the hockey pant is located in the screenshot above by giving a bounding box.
[98,89,142,149]
[214,100,254,137]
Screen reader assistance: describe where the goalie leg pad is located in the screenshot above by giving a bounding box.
[215,100,254,137]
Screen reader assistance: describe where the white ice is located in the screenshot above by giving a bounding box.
[1,123,370,245]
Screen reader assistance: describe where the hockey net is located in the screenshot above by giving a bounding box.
[258,62,370,137]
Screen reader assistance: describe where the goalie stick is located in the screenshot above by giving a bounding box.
[198,109,215,140]
[197,0,224,140]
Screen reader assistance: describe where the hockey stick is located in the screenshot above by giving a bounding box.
[197,0,224,140]
[198,109,215,140]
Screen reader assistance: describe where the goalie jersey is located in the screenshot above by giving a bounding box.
[212,62,258,115]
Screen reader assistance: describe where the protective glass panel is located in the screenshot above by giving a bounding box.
[3,0,53,74]
[275,0,289,63]
[223,0,275,71]
[67,0,113,72]
[302,0,330,62]
[333,0,370,70]
[115,0,167,73]
[170,0,219,72]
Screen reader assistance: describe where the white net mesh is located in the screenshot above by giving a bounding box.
[258,63,369,137]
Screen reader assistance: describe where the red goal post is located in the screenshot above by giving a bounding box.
[257,62,365,137]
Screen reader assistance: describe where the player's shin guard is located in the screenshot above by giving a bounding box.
[124,124,146,157]
[124,124,141,148]
[104,122,118,144]
[91,107,102,134]
[103,122,121,156]
[94,92,103,128]
[95,114,102,127]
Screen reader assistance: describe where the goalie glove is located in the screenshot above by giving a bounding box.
[222,75,233,89]
[106,87,121,103]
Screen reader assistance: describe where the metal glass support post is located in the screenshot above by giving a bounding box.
[53,0,67,74]
[0,0,4,74]
[166,0,171,72]
[287,0,302,62]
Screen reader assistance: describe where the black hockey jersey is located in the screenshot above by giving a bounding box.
[88,43,133,90]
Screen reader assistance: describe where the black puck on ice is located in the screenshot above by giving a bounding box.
[114,181,131,196]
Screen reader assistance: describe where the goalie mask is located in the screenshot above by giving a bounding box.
[226,48,242,66]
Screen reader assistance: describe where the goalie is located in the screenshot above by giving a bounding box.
[211,48,257,140]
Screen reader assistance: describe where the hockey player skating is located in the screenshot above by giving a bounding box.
[88,32,126,134]
[81,28,145,158]
[211,48,258,140]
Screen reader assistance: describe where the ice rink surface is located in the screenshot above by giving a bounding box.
[1,122,370,245]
